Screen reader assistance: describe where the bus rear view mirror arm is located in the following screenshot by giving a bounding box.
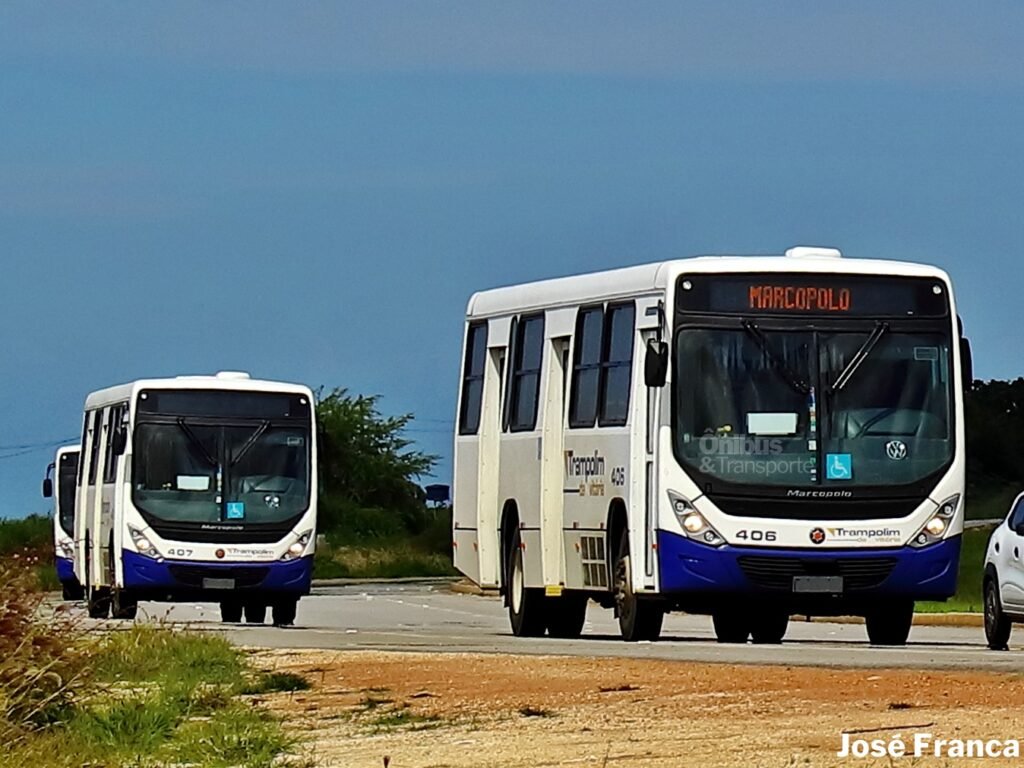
[645,340,668,388]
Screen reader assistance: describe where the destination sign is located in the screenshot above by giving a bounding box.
[677,274,949,317]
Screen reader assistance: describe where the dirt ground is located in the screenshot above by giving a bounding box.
[251,649,1024,768]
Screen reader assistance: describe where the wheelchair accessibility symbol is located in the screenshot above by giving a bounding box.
[826,453,853,480]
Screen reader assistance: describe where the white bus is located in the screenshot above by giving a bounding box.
[74,372,318,625]
[453,247,970,646]
[43,444,83,600]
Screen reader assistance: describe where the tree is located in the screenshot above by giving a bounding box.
[965,378,1024,488]
[315,388,438,533]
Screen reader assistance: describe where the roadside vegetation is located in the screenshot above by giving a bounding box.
[0,561,308,768]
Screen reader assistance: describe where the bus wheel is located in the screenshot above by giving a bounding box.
[63,582,85,601]
[272,599,298,627]
[507,530,546,637]
[87,588,111,619]
[244,603,267,624]
[614,530,664,642]
[750,609,789,644]
[545,594,588,639]
[220,601,243,623]
[865,600,914,646]
[984,580,1011,651]
[712,610,750,643]
[111,590,138,620]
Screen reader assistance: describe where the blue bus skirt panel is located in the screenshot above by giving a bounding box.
[55,556,77,585]
[122,551,313,599]
[656,530,961,603]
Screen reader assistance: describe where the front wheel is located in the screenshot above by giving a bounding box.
[87,588,111,619]
[614,530,664,642]
[62,582,85,602]
[750,609,789,644]
[507,530,546,637]
[220,601,243,623]
[244,603,267,624]
[111,590,138,620]
[985,580,1012,651]
[865,600,914,646]
[712,610,750,643]
[272,599,298,627]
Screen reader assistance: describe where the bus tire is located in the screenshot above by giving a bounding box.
[750,609,789,644]
[545,594,588,639]
[63,582,85,602]
[272,598,298,627]
[87,588,111,619]
[507,529,546,637]
[220,601,243,623]
[865,600,914,646]
[111,590,138,620]
[244,603,267,624]
[614,530,664,642]
[712,610,750,643]
[984,579,1012,651]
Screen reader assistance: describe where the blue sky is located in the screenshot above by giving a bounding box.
[2,2,1024,518]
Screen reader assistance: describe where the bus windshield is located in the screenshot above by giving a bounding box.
[673,326,954,489]
[57,452,79,536]
[131,391,312,527]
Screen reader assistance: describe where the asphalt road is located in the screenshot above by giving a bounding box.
[124,581,1024,672]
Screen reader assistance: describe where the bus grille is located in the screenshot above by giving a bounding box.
[167,565,270,589]
[736,556,898,592]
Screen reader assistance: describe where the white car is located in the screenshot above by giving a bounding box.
[983,492,1024,650]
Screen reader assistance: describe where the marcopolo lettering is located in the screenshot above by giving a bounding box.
[749,285,852,312]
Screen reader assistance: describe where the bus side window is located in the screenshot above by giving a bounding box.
[569,306,604,428]
[458,322,488,435]
[599,303,635,427]
[508,314,545,432]
[87,410,103,486]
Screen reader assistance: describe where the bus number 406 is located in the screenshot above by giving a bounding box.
[735,530,777,542]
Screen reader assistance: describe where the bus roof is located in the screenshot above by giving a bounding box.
[466,250,953,319]
[83,373,314,411]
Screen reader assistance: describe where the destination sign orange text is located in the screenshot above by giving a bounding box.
[749,285,852,312]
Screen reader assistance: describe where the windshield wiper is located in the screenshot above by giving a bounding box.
[176,418,218,467]
[829,321,889,394]
[741,320,811,395]
[230,420,271,467]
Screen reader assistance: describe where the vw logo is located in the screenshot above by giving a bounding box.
[885,440,908,461]
[810,527,827,545]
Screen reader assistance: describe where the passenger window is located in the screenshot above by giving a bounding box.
[87,410,102,486]
[77,414,89,485]
[508,315,545,432]
[599,303,635,426]
[458,323,488,435]
[103,404,126,483]
[569,307,604,428]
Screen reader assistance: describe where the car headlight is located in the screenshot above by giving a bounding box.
[129,526,163,560]
[281,529,313,561]
[910,494,960,548]
[668,492,725,547]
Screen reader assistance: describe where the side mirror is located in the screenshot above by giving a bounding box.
[960,337,973,390]
[644,339,669,388]
[112,428,128,456]
[42,478,53,498]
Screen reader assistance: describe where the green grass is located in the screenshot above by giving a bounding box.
[917,525,993,613]
[240,671,312,695]
[0,515,50,554]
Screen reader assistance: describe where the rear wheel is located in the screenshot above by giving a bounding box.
[545,594,588,639]
[865,600,914,646]
[507,529,546,637]
[220,601,243,623]
[984,580,1012,651]
[272,598,298,627]
[614,530,664,642]
[244,603,267,624]
[750,609,789,644]
[712,610,750,643]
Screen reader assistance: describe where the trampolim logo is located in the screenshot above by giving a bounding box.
[809,528,827,545]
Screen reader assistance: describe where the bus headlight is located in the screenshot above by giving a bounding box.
[128,526,162,559]
[281,530,313,561]
[56,539,75,559]
[910,495,960,548]
[668,492,725,547]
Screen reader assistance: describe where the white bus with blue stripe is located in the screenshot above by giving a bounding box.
[453,247,969,645]
[43,444,82,600]
[74,372,317,626]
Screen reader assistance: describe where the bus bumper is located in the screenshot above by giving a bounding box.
[55,556,77,585]
[121,551,313,600]
[656,530,960,607]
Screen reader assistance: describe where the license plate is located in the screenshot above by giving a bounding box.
[793,575,843,593]
[202,578,235,590]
